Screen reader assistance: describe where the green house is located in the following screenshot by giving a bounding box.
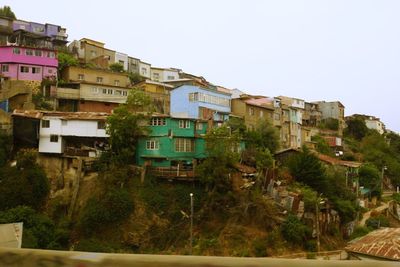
[136,116,209,169]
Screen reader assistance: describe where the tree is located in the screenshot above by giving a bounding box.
[57,52,78,78]
[246,120,280,154]
[197,125,240,190]
[109,63,124,73]
[128,72,145,85]
[345,117,369,140]
[106,90,152,164]
[359,164,381,196]
[0,6,16,19]
[287,146,328,193]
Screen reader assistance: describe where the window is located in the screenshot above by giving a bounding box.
[96,77,103,83]
[13,48,20,54]
[153,73,159,81]
[20,66,29,73]
[189,92,199,102]
[122,91,128,96]
[141,67,147,75]
[107,89,113,95]
[167,75,175,80]
[91,87,99,94]
[179,120,190,128]
[114,80,120,86]
[42,120,50,128]
[34,26,44,33]
[118,60,124,65]
[90,50,97,57]
[102,88,107,94]
[249,107,254,116]
[32,67,41,74]
[175,138,194,152]
[196,123,203,131]
[146,140,159,150]
[1,65,9,72]
[34,50,42,57]
[97,121,106,129]
[115,90,122,96]
[78,74,84,80]
[150,118,166,126]
[25,49,33,56]
[50,135,58,143]
[48,69,53,74]
[47,52,55,58]
[61,120,67,126]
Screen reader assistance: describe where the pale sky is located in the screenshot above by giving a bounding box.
[5,0,400,132]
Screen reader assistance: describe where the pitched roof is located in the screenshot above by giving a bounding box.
[346,228,400,261]
[316,153,362,168]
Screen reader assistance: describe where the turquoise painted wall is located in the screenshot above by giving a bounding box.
[136,117,208,167]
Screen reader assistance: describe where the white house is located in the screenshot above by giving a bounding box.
[365,116,385,135]
[13,110,109,156]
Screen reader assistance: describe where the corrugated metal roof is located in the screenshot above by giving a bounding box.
[12,110,110,120]
[346,228,400,261]
[316,153,362,168]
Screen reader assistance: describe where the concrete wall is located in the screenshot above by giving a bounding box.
[139,61,151,78]
[63,66,130,87]
[115,52,128,71]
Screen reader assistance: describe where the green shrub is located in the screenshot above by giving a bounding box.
[366,215,389,229]
[252,238,268,257]
[349,226,371,240]
[0,152,49,211]
[0,206,66,249]
[80,189,134,234]
[280,215,308,245]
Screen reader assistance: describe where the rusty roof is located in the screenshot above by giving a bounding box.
[12,110,110,120]
[316,153,362,168]
[346,228,400,261]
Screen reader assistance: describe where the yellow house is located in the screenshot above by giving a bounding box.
[62,66,130,88]
[135,80,174,114]
[231,96,275,130]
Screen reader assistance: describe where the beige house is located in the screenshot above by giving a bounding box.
[62,66,130,88]
[68,38,116,69]
[57,66,132,113]
[313,101,345,136]
[231,96,274,130]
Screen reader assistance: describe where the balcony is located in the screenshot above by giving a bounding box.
[147,166,197,181]
[56,87,80,99]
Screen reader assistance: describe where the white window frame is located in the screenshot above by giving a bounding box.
[175,138,194,152]
[179,120,190,129]
[146,140,159,150]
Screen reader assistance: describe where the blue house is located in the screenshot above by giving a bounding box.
[170,85,231,121]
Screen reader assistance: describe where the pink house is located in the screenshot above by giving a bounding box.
[0,46,58,81]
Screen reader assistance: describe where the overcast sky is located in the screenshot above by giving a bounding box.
[5,0,400,132]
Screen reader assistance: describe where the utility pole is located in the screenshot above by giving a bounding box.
[381,166,387,193]
[190,193,193,255]
[315,194,324,253]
